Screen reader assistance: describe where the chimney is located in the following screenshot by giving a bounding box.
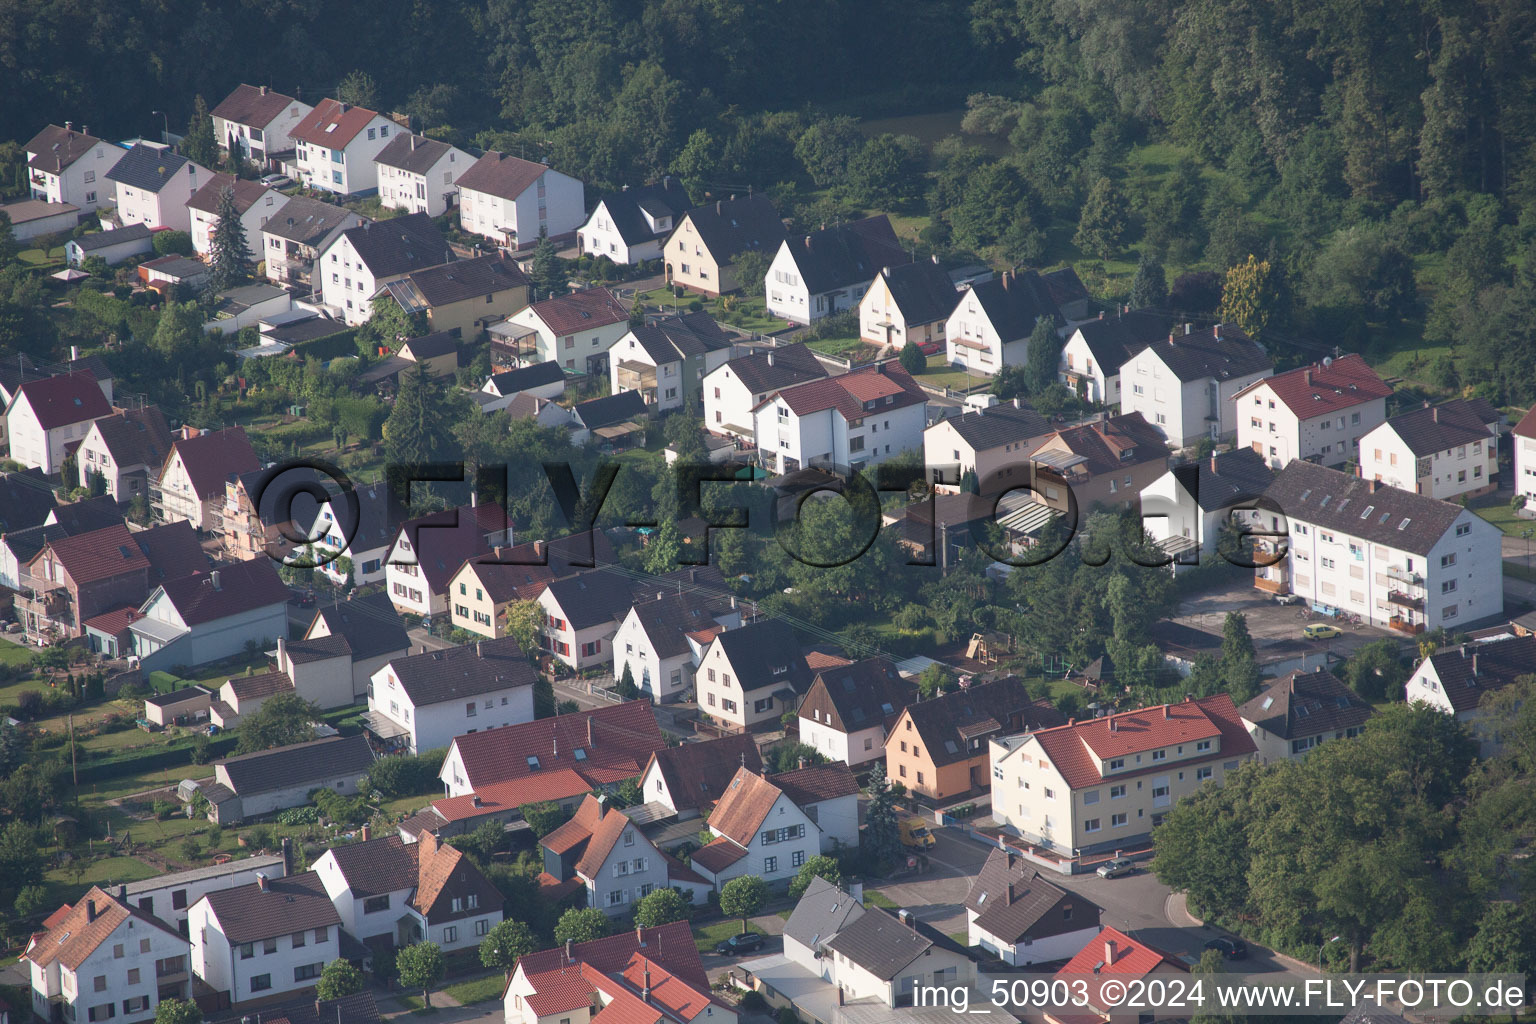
[277,636,287,667]
[1304,368,1312,385]
[1098,310,1105,320]
[566,938,574,963]
[281,837,294,877]
[1368,478,1379,493]
[117,884,127,901]
[1163,705,1170,719]
[716,200,722,215]
[797,756,807,770]
[1168,332,1176,345]
[361,823,371,842]
[1472,653,1479,676]
[1104,939,1116,965]
[476,641,483,658]
[1013,397,1022,409]
[1433,407,1439,422]
[1210,452,1219,472]
[65,120,74,132]
[260,85,268,96]
[71,344,80,361]
[534,539,544,558]
[642,967,651,1002]
[838,989,845,1007]
[1004,882,1013,907]
[410,136,417,151]
[805,234,812,250]
[931,254,939,264]
[636,925,644,943]
[256,873,269,892]
[472,795,483,808]
[897,909,913,927]
[1109,718,1118,732]
[766,350,774,366]
[1001,271,1010,291]
[86,900,97,922]
[210,570,221,591]
[1213,323,1222,339]
[339,102,349,113]
[588,715,594,746]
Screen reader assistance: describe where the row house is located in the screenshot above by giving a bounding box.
[859,257,956,352]
[611,591,741,703]
[278,591,411,707]
[1358,397,1502,501]
[766,215,906,325]
[751,360,927,475]
[796,657,915,767]
[579,177,692,264]
[260,196,366,292]
[1058,309,1164,406]
[188,174,282,263]
[1120,324,1273,447]
[290,99,397,197]
[374,133,469,217]
[703,342,828,441]
[665,194,786,297]
[1237,668,1376,763]
[106,144,209,234]
[695,618,811,732]
[75,406,173,504]
[383,501,511,618]
[210,84,312,171]
[364,636,537,755]
[1234,354,1393,471]
[944,269,1062,376]
[445,532,617,638]
[991,694,1257,856]
[456,151,585,248]
[154,426,260,531]
[316,212,451,326]
[24,123,117,211]
[1254,460,1503,633]
[610,311,732,412]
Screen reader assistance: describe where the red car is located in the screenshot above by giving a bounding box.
[917,340,943,356]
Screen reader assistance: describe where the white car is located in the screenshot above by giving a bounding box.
[260,174,292,189]
[1096,857,1135,878]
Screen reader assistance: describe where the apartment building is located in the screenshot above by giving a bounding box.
[456,152,585,248]
[1515,406,1536,506]
[374,133,469,217]
[1233,354,1393,470]
[1358,398,1501,500]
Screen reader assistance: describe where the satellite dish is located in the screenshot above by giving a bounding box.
[1321,356,1334,367]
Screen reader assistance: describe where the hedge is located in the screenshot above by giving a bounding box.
[74,733,240,784]
[289,328,359,360]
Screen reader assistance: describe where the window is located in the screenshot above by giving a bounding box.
[916,771,925,784]
[294,964,322,982]
[314,927,329,943]
[95,977,107,993]
[126,968,140,985]
[1108,758,1124,771]
[763,856,778,874]
[88,1006,115,1022]
[1083,790,1099,804]
[239,944,254,960]
[113,945,124,959]
[476,919,490,937]
[263,938,278,955]
[444,926,458,943]
[1111,813,1127,827]
[466,702,477,717]
[1456,523,1471,537]
[364,895,390,914]
[1044,787,1055,800]
[1150,750,1166,762]
[1196,740,1212,752]
[1441,553,1456,568]
[122,999,149,1016]
[792,850,806,868]
[1197,766,1213,780]
[292,931,306,948]
[250,975,272,993]
[1110,784,1126,799]
[1442,579,1457,594]
[1084,818,1101,833]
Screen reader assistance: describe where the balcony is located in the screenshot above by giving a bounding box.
[616,361,657,393]
[1389,616,1425,635]
[1254,576,1286,595]
[1386,565,1423,587]
[1386,589,1425,611]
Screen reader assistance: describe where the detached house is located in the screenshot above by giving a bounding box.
[445,531,617,638]
[798,658,915,767]
[380,252,532,340]
[187,174,281,263]
[211,85,312,170]
[638,734,763,821]
[364,636,537,755]
[1234,354,1394,470]
[1120,323,1273,447]
[695,619,811,731]
[752,361,928,475]
[765,215,907,324]
[23,885,191,1024]
[610,312,733,411]
[703,343,828,441]
[579,177,693,264]
[922,398,1053,494]
[291,99,397,197]
[1238,668,1375,763]
[188,870,341,1007]
[374,133,469,217]
[539,795,690,914]
[314,831,503,954]
[192,735,375,824]
[1404,634,1536,757]
[24,123,117,210]
[1359,397,1502,501]
[689,767,823,890]
[316,212,451,326]
[1045,928,1188,1024]
[944,270,1062,375]
[456,152,586,248]
[106,144,209,233]
[75,406,173,503]
[859,258,957,352]
[261,196,365,291]
[611,592,741,703]
[155,426,260,530]
[1058,309,1165,406]
[127,558,290,673]
[1254,461,1503,633]
[887,676,1065,801]
[537,569,636,671]
[990,694,1257,856]
[499,286,630,375]
[965,849,1102,965]
[1024,411,1170,513]
[5,370,112,473]
[665,195,786,297]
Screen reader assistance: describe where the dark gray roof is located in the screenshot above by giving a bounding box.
[783,876,866,949]
[962,270,1063,341]
[679,195,786,266]
[626,312,731,365]
[211,84,303,130]
[73,224,154,252]
[943,400,1053,452]
[1070,310,1167,372]
[200,870,340,944]
[878,259,958,328]
[145,685,211,708]
[386,253,529,309]
[1379,398,1500,457]
[1417,635,1536,713]
[1238,668,1375,740]
[262,316,351,345]
[401,330,458,360]
[1264,460,1468,555]
[629,593,725,659]
[374,133,456,175]
[209,992,380,1024]
[780,216,907,295]
[800,657,914,733]
[300,591,409,662]
[592,179,694,246]
[573,390,646,431]
[904,676,1064,768]
[264,196,360,246]
[1140,324,1271,382]
[104,144,191,193]
[385,635,536,707]
[218,735,375,796]
[711,619,810,695]
[966,848,1093,943]
[0,469,57,533]
[718,343,827,395]
[1041,266,1090,307]
[337,212,450,279]
[487,361,564,396]
[823,905,959,980]
[542,569,637,630]
[89,406,173,472]
[1169,446,1275,512]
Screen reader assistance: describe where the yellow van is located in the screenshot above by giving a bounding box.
[900,818,935,850]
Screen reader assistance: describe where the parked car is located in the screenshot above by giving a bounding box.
[1096,857,1135,878]
[714,932,766,956]
[1303,623,1342,640]
[260,174,292,188]
[900,818,936,850]
[917,340,943,356]
[1204,937,1248,960]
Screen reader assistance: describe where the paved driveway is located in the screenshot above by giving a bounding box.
[1172,574,1397,660]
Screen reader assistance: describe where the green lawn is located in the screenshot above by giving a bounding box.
[1468,492,1535,538]
[914,353,986,392]
[637,287,783,336]
[863,890,898,909]
[0,639,34,666]
[442,975,506,1005]
[692,918,767,953]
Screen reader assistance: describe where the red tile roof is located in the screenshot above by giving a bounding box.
[1055,926,1182,981]
[541,795,639,879]
[449,700,664,792]
[689,837,748,874]
[82,605,142,638]
[211,84,302,129]
[454,151,552,201]
[154,557,290,625]
[1512,405,1536,440]
[758,361,926,421]
[432,769,592,822]
[290,98,381,148]
[1232,353,1392,418]
[24,886,180,971]
[526,286,629,336]
[619,954,714,1020]
[702,767,785,847]
[525,964,601,1016]
[542,794,608,855]
[516,921,705,990]
[13,371,110,430]
[1030,694,1256,790]
[40,523,148,585]
[166,426,259,499]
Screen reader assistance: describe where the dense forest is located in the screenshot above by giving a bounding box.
[5,0,1536,402]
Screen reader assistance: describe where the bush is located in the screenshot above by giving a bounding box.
[152,231,193,257]
[738,992,769,1012]
[153,800,178,820]
[365,748,447,799]
[898,342,926,375]
[776,1008,800,1024]
[278,806,320,826]
[245,824,274,850]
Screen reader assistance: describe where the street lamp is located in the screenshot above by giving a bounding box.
[150,110,169,145]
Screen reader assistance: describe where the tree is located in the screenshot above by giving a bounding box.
[788,854,842,899]
[1466,901,1536,978]
[521,801,572,838]
[1220,254,1279,342]
[337,70,380,110]
[1074,177,1128,260]
[530,232,568,299]
[152,230,194,257]
[153,999,202,1024]
[1024,318,1060,395]
[0,211,20,267]
[151,301,204,362]
[554,907,613,944]
[1129,255,1167,310]
[719,875,768,933]
[1479,675,1536,774]
[795,116,864,187]
[451,818,505,865]
[733,249,771,296]
[842,134,925,206]
[181,95,218,169]
[206,185,252,292]
[394,942,445,1008]
[385,361,461,468]
[0,820,43,907]
[15,883,49,920]
[916,663,953,699]
[633,887,691,927]
[898,342,926,375]
[235,692,320,753]
[315,958,364,1001]
[863,762,901,868]
[1343,639,1409,703]
[479,919,538,973]
[1220,613,1254,664]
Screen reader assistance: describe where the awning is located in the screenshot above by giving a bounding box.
[621,801,677,827]
[994,499,1064,536]
[1031,449,1089,472]
[359,710,410,740]
[128,617,189,645]
[593,423,641,439]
